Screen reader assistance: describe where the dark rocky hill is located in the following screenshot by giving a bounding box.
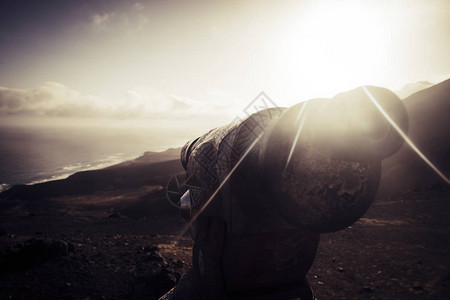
[0,159,183,201]
[0,150,185,218]
[0,147,183,198]
[377,78,450,198]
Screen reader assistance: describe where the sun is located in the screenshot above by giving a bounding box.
[274,0,390,103]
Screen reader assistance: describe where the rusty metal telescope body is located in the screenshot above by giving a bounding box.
[177,86,408,299]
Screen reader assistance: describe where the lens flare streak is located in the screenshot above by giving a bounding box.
[362,86,450,185]
[284,103,308,172]
[177,131,265,239]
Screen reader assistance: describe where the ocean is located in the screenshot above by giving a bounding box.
[0,125,180,192]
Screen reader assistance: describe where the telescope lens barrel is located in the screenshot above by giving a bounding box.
[313,86,408,160]
[259,86,408,232]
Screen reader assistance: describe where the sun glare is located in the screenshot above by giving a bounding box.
[275,1,389,102]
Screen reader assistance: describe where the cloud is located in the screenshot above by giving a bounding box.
[0,82,100,117]
[116,86,241,120]
[0,82,241,124]
[132,2,145,12]
[87,3,148,34]
[123,2,149,32]
[90,12,116,31]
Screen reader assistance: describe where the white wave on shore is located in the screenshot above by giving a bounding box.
[0,183,11,193]
[1,153,139,193]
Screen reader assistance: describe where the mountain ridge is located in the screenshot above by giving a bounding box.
[377,78,450,197]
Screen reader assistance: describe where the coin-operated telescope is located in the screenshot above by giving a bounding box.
[167,86,408,300]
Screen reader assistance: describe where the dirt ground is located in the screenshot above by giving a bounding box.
[308,186,449,299]
[0,186,448,299]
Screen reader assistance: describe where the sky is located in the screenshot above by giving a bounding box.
[0,0,449,141]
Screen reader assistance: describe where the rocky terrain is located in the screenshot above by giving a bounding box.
[0,184,448,300]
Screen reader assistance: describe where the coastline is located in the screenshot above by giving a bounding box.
[0,153,139,193]
[0,148,181,195]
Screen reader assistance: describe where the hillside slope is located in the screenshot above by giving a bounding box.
[378,79,450,197]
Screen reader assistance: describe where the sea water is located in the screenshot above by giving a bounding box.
[0,125,176,192]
